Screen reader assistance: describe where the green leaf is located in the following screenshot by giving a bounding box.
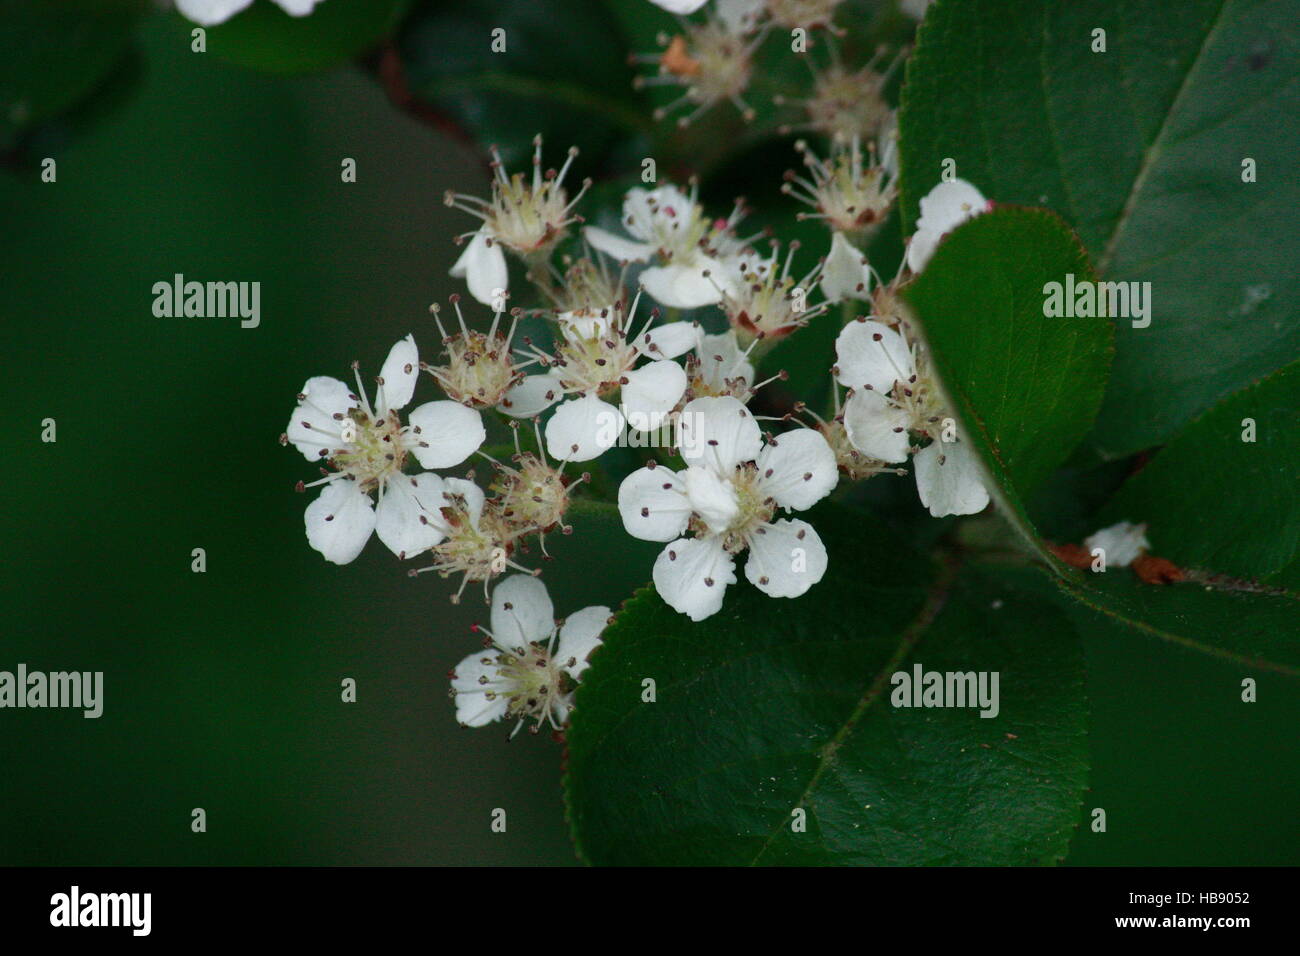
[1098,361,1300,579]
[564,507,1089,865]
[399,0,649,170]
[899,0,1300,456]
[902,206,1113,562]
[198,0,410,75]
[1053,570,1300,677]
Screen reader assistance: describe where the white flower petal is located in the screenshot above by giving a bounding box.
[407,401,486,469]
[556,606,610,679]
[913,439,990,517]
[715,0,764,34]
[821,232,872,303]
[378,334,419,412]
[756,429,838,511]
[834,319,915,392]
[175,0,255,26]
[640,263,723,309]
[744,518,828,599]
[286,375,357,460]
[545,395,623,462]
[582,226,655,263]
[647,0,710,14]
[374,472,446,560]
[626,185,694,241]
[304,481,375,565]
[491,574,555,651]
[439,476,486,529]
[450,229,509,307]
[556,310,612,342]
[621,359,687,431]
[639,320,699,360]
[451,651,510,727]
[652,536,737,622]
[842,387,912,463]
[498,373,563,418]
[677,396,762,470]
[682,465,739,533]
[907,179,989,273]
[1083,521,1150,568]
[618,466,692,542]
[272,0,324,15]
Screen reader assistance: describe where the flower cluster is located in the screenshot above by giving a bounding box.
[278,1,1001,736]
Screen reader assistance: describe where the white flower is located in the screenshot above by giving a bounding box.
[820,232,874,304]
[617,396,838,620]
[906,179,991,274]
[450,575,610,736]
[835,319,989,517]
[537,295,698,462]
[765,0,845,30]
[445,136,589,306]
[282,335,486,564]
[426,295,560,418]
[175,0,324,27]
[584,185,750,309]
[1084,521,1150,568]
[776,56,902,144]
[783,135,897,236]
[632,3,764,126]
[713,240,828,343]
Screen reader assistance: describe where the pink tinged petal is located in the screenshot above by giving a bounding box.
[913,439,990,517]
[406,401,486,469]
[581,226,655,263]
[451,651,510,727]
[652,536,737,622]
[545,395,623,463]
[834,320,915,392]
[639,263,722,309]
[286,375,357,460]
[491,574,555,650]
[175,0,255,26]
[374,472,447,559]
[756,429,839,512]
[677,396,762,471]
[682,466,739,533]
[640,321,698,360]
[821,232,873,304]
[498,373,562,418]
[304,481,375,565]
[621,359,687,431]
[555,606,611,680]
[617,466,692,542]
[450,229,508,306]
[744,518,828,599]
[842,388,912,463]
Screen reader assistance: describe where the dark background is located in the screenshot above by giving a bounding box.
[2,12,1296,866]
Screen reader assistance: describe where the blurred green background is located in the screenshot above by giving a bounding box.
[1,6,1295,866]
